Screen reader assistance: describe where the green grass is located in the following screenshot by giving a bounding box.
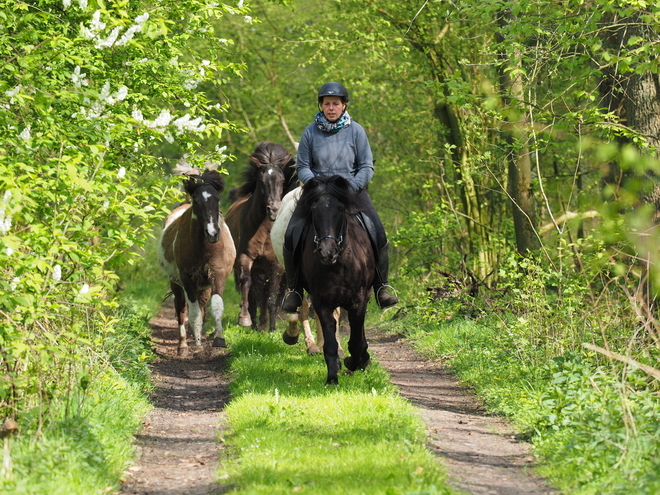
[1,368,150,494]
[380,311,660,495]
[220,328,454,495]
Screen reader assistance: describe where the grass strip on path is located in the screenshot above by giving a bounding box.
[219,327,454,495]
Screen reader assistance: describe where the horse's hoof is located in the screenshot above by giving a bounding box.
[344,356,358,371]
[325,377,339,386]
[307,345,321,355]
[212,337,227,348]
[178,347,189,357]
[238,316,252,327]
[344,356,370,371]
[282,332,299,345]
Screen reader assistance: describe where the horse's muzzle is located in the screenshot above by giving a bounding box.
[205,232,220,243]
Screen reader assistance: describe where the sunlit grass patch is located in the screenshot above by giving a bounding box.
[221,329,452,494]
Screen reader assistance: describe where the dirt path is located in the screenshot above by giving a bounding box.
[119,303,231,495]
[368,330,557,495]
[119,304,556,495]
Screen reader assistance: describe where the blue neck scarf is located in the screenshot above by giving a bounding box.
[314,110,352,133]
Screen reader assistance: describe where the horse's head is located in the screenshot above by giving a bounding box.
[254,159,286,221]
[303,176,354,266]
[185,171,225,243]
[240,142,296,221]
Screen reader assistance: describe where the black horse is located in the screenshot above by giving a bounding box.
[298,176,376,385]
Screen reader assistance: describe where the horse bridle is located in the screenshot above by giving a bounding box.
[311,209,346,254]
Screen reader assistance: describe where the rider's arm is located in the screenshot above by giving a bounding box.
[296,127,315,185]
[349,124,374,192]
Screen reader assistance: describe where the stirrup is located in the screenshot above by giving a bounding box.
[282,290,303,313]
[375,285,398,309]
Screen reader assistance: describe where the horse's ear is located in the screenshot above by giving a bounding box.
[305,177,321,190]
[331,175,350,190]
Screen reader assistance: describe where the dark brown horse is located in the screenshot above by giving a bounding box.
[158,168,236,355]
[225,141,296,332]
[298,175,376,385]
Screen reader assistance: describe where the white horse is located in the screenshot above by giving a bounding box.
[271,186,343,356]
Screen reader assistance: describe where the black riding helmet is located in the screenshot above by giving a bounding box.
[317,82,349,104]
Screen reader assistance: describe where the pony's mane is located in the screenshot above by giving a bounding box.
[298,176,365,217]
[185,170,225,195]
[237,141,297,197]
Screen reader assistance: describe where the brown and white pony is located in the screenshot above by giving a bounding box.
[158,167,236,355]
[225,141,296,332]
[271,186,344,356]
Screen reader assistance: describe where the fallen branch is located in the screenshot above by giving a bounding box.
[539,210,600,236]
[582,342,660,381]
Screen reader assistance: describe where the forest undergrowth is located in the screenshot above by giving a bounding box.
[384,256,660,495]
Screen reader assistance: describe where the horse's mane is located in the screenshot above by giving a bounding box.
[237,141,297,197]
[298,176,366,217]
[185,170,225,195]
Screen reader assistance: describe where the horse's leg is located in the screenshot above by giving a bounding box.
[210,290,227,347]
[183,286,204,348]
[313,306,343,357]
[283,313,300,345]
[301,298,320,354]
[171,282,188,356]
[237,254,253,327]
[248,285,259,331]
[266,270,282,333]
[316,305,341,385]
[333,307,344,359]
[344,301,370,372]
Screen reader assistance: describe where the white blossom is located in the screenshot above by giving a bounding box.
[116,25,140,46]
[78,0,88,8]
[5,247,13,256]
[19,125,31,141]
[79,283,90,295]
[52,264,62,282]
[72,66,88,88]
[10,277,19,291]
[238,0,244,7]
[216,145,227,154]
[169,57,179,65]
[5,85,20,103]
[218,38,228,43]
[173,114,205,134]
[244,15,252,22]
[63,0,72,8]
[102,200,110,209]
[183,78,201,90]
[163,132,175,144]
[114,86,128,101]
[135,13,149,24]
[117,166,126,179]
[132,109,144,121]
[82,10,105,40]
[150,109,173,128]
[201,60,211,66]
[133,143,139,152]
[95,26,120,49]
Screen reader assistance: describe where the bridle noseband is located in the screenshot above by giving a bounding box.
[312,209,346,254]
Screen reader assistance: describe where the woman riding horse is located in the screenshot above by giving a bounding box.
[281,81,398,313]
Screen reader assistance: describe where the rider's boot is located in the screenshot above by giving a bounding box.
[374,242,398,309]
[281,245,303,313]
